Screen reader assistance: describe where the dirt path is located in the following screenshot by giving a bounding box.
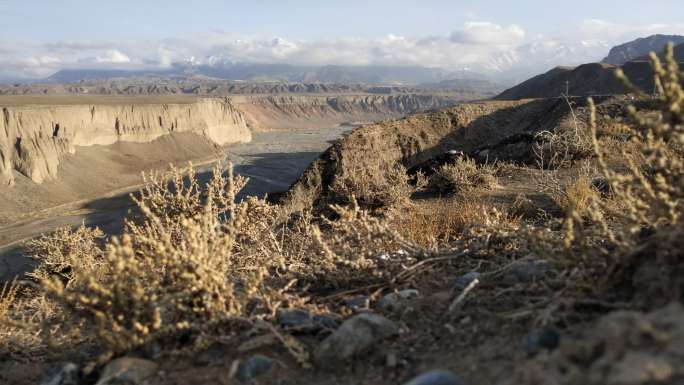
[0,127,350,281]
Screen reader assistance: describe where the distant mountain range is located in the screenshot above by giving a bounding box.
[45,63,489,87]
[9,34,684,101]
[483,40,611,84]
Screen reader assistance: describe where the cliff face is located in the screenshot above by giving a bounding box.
[233,93,460,131]
[0,93,460,186]
[0,98,251,185]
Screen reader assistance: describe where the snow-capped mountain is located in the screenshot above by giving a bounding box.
[483,40,611,84]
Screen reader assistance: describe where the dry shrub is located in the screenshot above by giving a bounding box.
[534,102,595,170]
[0,282,80,360]
[28,224,105,287]
[588,44,684,242]
[560,43,684,305]
[330,159,414,208]
[306,199,424,289]
[40,163,284,361]
[393,197,521,249]
[5,160,428,366]
[428,157,497,194]
[544,171,600,220]
[326,141,419,210]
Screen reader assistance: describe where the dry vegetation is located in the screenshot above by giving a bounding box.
[1,45,683,385]
[427,157,498,194]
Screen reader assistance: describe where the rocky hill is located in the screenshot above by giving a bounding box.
[602,34,684,65]
[495,53,677,100]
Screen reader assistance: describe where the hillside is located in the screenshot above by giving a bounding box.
[498,39,684,100]
[633,41,684,62]
[495,57,670,100]
[602,34,684,65]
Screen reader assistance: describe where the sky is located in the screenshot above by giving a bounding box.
[1,0,684,80]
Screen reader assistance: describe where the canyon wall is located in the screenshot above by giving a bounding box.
[232,94,460,131]
[0,98,251,185]
[0,93,461,186]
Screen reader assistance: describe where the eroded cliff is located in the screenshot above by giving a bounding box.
[232,94,460,131]
[0,97,251,185]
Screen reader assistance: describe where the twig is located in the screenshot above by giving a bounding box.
[446,278,479,314]
[319,283,386,302]
[394,250,469,282]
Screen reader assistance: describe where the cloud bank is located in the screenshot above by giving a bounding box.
[1,20,683,82]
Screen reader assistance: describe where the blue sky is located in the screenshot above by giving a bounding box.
[1,0,683,79]
[2,0,683,40]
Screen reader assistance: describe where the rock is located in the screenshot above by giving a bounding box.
[477,149,491,161]
[312,314,340,329]
[235,355,274,383]
[314,313,399,368]
[276,309,339,333]
[41,363,80,385]
[95,357,158,385]
[451,272,481,291]
[402,370,464,385]
[377,289,420,312]
[522,326,561,356]
[193,343,226,366]
[346,296,370,311]
[507,259,550,283]
[277,309,311,328]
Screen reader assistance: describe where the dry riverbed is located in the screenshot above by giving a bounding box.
[0,126,351,281]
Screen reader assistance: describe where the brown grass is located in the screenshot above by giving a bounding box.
[391,196,521,250]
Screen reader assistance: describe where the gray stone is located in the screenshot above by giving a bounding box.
[276,309,312,328]
[507,259,550,282]
[377,289,420,312]
[41,363,79,385]
[276,309,339,333]
[95,357,158,385]
[235,355,274,383]
[193,343,226,366]
[314,313,399,368]
[312,314,340,330]
[402,370,464,385]
[522,326,560,356]
[451,272,481,291]
[346,296,370,311]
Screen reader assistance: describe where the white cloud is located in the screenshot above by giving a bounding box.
[451,22,526,45]
[1,19,684,82]
[94,49,131,63]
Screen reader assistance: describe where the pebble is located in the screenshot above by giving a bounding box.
[235,355,274,383]
[507,259,550,282]
[314,313,399,368]
[41,363,79,385]
[402,370,464,385]
[522,326,561,356]
[451,272,481,291]
[377,289,420,311]
[95,357,158,385]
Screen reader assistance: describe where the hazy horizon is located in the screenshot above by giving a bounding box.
[2,0,684,81]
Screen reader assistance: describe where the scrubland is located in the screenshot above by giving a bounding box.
[1,45,684,385]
